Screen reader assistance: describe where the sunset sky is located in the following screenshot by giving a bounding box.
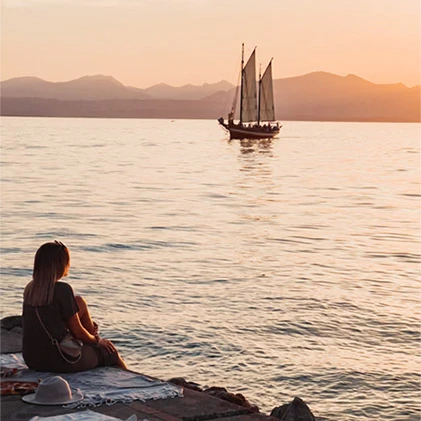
[1,0,420,88]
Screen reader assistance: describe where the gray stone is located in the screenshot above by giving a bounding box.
[271,404,289,419]
[0,327,23,353]
[1,315,22,330]
[1,316,23,353]
[270,397,315,421]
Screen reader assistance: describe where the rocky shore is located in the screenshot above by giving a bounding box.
[1,315,317,421]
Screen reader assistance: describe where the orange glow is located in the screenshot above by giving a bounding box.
[1,0,420,88]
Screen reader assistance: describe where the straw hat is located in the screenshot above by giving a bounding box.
[21,376,83,405]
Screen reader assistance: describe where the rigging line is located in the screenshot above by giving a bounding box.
[221,58,242,118]
[231,63,242,116]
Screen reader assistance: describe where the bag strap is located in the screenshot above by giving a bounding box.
[34,307,55,343]
[35,307,82,364]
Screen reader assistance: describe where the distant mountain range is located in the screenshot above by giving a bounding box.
[1,73,419,122]
[0,75,234,101]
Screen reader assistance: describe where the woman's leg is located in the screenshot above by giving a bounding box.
[75,295,96,335]
[75,296,128,370]
[115,354,128,370]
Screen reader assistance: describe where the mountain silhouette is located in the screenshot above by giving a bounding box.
[1,75,151,101]
[0,75,231,101]
[273,72,420,122]
[1,72,419,122]
[143,80,234,100]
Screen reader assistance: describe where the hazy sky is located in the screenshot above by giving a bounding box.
[1,0,420,88]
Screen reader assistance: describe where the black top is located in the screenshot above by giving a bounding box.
[22,281,79,370]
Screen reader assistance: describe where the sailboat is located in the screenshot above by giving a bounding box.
[218,44,281,140]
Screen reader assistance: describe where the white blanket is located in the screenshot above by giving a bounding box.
[29,409,138,420]
[1,353,183,408]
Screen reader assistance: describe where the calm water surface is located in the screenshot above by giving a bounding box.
[1,117,420,420]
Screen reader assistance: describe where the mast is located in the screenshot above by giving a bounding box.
[257,64,262,126]
[239,43,244,124]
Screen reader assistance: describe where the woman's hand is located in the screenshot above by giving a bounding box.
[98,338,117,355]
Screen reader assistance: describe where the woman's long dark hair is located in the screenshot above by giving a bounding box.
[24,241,70,306]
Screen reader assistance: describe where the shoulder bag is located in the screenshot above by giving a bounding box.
[35,308,83,364]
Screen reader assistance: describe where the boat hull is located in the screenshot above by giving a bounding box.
[219,122,281,140]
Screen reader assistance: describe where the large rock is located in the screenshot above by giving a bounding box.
[1,315,22,330]
[203,386,259,413]
[271,397,316,421]
[1,315,23,353]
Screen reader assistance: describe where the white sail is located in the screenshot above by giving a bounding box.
[259,60,276,122]
[241,49,258,122]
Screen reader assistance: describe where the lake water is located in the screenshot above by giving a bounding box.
[1,117,420,420]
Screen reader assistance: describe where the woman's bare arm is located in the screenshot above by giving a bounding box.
[67,313,117,356]
[67,313,98,344]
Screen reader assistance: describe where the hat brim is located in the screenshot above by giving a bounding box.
[21,390,84,406]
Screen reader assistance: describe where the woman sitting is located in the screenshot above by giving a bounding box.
[22,241,127,372]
